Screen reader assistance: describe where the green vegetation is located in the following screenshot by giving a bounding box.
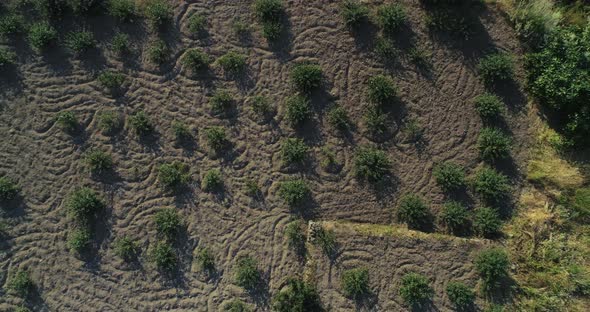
[367,74,397,106]
[253,0,284,41]
[474,93,505,120]
[66,187,104,224]
[151,241,177,271]
[251,95,273,118]
[433,162,466,192]
[319,147,338,171]
[232,19,251,38]
[0,176,19,201]
[278,179,310,207]
[340,0,369,28]
[187,13,207,36]
[284,95,311,126]
[284,219,306,253]
[374,37,398,60]
[475,248,510,291]
[341,268,370,299]
[110,33,131,56]
[0,48,15,67]
[147,39,169,64]
[56,111,78,133]
[97,110,122,135]
[172,121,191,141]
[290,63,323,93]
[400,272,433,307]
[473,167,510,204]
[478,53,514,86]
[424,9,473,40]
[210,89,234,115]
[182,48,210,73]
[0,14,24,38]
[327,106,350,131]
[144,0,172,29]
[397,194,431,230]
[113,235,137,261]
[128,111,154,136]
[478,128,511,161]
[6,269,32,297]
[154,208,181,241]
[217,51,247,76]
[28,22,57,52]
[158,162,189,190]
[65,31,96,55]
[201,169,223,192]
[97,70,125,91]
[364,107,388,137]
[353,147,391,183]
[235,255,260,290]
[244,179,261,197]
[376,4,407,33]
[272,278,323,312]
[195,247,215,272]
[84,149,113,174]
[446,281,475,309]
[67,228,91,253]
[204,126,227,152]
[223,299,251,312]
[281,138,308,165]
[108,0,136,21]
[312,226,336,257]
[473,207,502,238]
[440,201,469,235]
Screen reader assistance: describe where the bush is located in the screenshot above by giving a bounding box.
[364,107,388,136]
[327,106,350,131]
[33,0,68,19]
[84,149,113,174]
[272,278,322,312]
[68,228,91,253]
[56,111,78,133]
[284,220,306,253]
[210,89,234,115]
[201,169,223,192]
[97,110,122,135]
[374,36,398,61]
[367,74,397,106]
[511,0,560,49]
[128,111,153,135]
[251,95,273,118]
[281,138,308,165]
[154,208,181,240]
[224,299,251,312]
[232,19,251,37]
[433,162,466,192]
[204,126,227,151]
[354,147,391,183]
[244,179,261,197]
[144,0,172,29]
[0,176,19,201]
[235,255,260,290]
[377,4,407,33]
[110,32,131,56]
[290,63,322,93]
[397,194,431,230]
[473,167,510,204]
[262,21,282,41]
[440,201,469,235]
[217,51,247,76]
[446,281,475,309]
[278,179,310,207]
[6,269,32,297]
[474,93,504,120]
[253,0,283,41]
[187,13,207,36]
[28,22,57,52]
[473,207,502,238]
[151,241,177,271]
[68,0,101,15]
[478,127,511,162]
[172,121,191,141]
[320,147,338,171]
[424,9,473,40]
[113,235,137,261]
[399,272,433,306]
[0,14,24,38]
[147,39,169,64]
[341,0,369,28]
[341,268,370,299]
[284,95,311,126]
[66,187,104,224]
[478,53,514,86]
[97,70,125,90]
[108,0,136,21]
[158,162,189,190]
[195,247,215,271]
[182,48,209,73]
[475,248,509,290]
[0,48,15,67]
[311,225,336,257]
[65,31,95,55]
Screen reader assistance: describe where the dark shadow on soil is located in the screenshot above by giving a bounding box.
[268,13,293,61]
[487,79,527,113]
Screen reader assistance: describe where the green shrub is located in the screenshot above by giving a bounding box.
[0,48,15,67]
[446,281,475,309]
[33,0,68,19]
[151,240,177,271]
[68,228,91,253]
[402,118,424,142]
[217,51,247,76]
[364,107,388,136]
[65,31,95,55]
[272,278,322,312]
[262,21,282,41]
[14,306,30,312]
[84,149,113,174]
[374,36,398,60]
[278,179,310,207]
[182,48,209,72]
[96,70,125,90]
[478,128,511,161]
[147,39,169,64]
[244,179,261,197]
[172,121,191,141]
[97,110,122,135]
[284,220,306,253]
[433,162,466,192]
[251,95,273,118]
[68,0,101,15]
[128,111,153,135]
[424,9,473,40]
[204,126,227,151]
[474,93,504,121]
[0,14,24,38]
[284,95,311,126]
[235,255,260,290]
[28,22,57,52]
[66,187,104,224]
[397,194,431,230]
[110,32,131,56]
[473,207,502,238]
[0,176,19,201]
[399,272,433,306]
[367,74,397,106]
[154,208,181,240]
[354,147,391,183]
[511,0,560,49]
[201,169,223,192]
[473,167,510,204]
[341,0,369,28]
[195,247,215,271]
[281,138,308,165]
[253,0,283,41]
[440,201,469,235]
[158,162,189,190]
[408,47,431,68]
[6,269,32,297]
[311,226,336,257]
[475,248,509,290]
[113,235,137,261]
[327,106,350,131]
[291,63,322,93]
[377,4,407,33]
[56,111,78,133]
[210,89,234,115]
[223,299,251,312]
[341,268,370,299]
[232,19,251,37]
[320,147,338,171]
[478,53,514,86]
[144,0,172,29]
[187,13,206,36]
[108,0,136,21]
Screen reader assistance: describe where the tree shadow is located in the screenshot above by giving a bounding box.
[487,79,527,113]
[268,13,293,61]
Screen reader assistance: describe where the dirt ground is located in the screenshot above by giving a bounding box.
[0,0,532,311]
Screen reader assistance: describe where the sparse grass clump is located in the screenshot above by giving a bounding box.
[144,0,172,29]
[28,22,57,52]
[478,128,511,161]
[397,194,431,230]
[111,33,131,56]
[284,219,306,253]
[278,179,310,207]
[446,281,475,309]
[0,176,19,201]
[272,278,322,312]
[440,201,469,235]
[151,241,177,271]
[172,121,190,141]
[367,74,397,106]
[187,13,207,36]
[113,235,137,261]
[158,162,189,190]
[341,268,370,299]
[65,31,96,55]
[210,89,234,115]
[291,63,322,93]
[0,48,16,67]
[68,228,91,253]
[478,53,514,86]
[147,39,169,64]
[232,19,251,37]
[320,147,339,171]
[284,95,311,126]
[182,48,209,73]
[217,51,247,76]
[377,4,407,33]
[473,167,510,204]
[128,111,153,136]
[235,255,260,290]
[56,111,78,133]
[399,272,433,307]
[253,0,284,41]
[327,106,350,131]
[97,70,125,91]
[0,14,24,38]
[341,0,369,28]
[108,0,136,21]
[66,187,104,224]
[251,95,273,118]
[6,269,32,297]
[84,149,113,174]
[433,162,466,192]
[204,126,227,152]
[154,208,181,241]
[474,93,504,120]
[364,107,388,136]
[201,169,223,192]
[281,138,308,165]
[475,248,509,291]
[473,207,502,238]
[195,247,215,272]
[354,147,391,183]
[97,110,122,135]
